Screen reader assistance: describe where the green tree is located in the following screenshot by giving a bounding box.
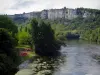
[31,19,60,56]
[0,15,18,35]
[17,31,32,45]
[0,28,15,56]
[0,28,18,75]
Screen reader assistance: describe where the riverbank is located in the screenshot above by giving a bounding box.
[16,40,100,75]
[16,55,65,75]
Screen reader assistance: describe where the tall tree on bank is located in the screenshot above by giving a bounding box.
[31,19,60,56]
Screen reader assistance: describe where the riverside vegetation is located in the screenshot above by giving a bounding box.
[0,15,63,75]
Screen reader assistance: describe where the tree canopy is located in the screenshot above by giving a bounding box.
[0,28,18,75]
[0,15,18,34]
[31,19,60,56]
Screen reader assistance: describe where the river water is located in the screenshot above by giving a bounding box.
[16,40,100,75]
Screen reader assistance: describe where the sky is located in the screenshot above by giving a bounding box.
[0,0,100,15]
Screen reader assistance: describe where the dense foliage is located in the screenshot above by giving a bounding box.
[0,28,18,75]
[51,24,67,41]
[82,28,100,43]
[0,15,18,34]
[31,19,61,56]
[17,29,32,46]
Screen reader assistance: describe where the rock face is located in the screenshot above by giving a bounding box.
[41,10,48,19]
[47,9,65,20]
[9,7,95,22]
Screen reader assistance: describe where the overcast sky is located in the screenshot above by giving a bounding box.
[0,0,100,15]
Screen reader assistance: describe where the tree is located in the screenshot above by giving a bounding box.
[31,19,60,56]
[0,15,18,35]
[17,31,32,45]
[31,18,39,44]
[0,28,18,75]
[0,28,15,56]
[0,28,18,60]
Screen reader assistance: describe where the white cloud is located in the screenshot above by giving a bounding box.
[0,0,100,15]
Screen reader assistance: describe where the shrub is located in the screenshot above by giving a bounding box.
[0,28,19,75]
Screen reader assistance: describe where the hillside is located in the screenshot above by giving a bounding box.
[7,7,100,43]
[8,7,100,24]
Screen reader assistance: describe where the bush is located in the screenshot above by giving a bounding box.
[0,28,19,75]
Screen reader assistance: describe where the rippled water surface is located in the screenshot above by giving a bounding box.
[16,40,100,75]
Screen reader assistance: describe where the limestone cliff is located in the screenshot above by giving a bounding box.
[8,7,97,23]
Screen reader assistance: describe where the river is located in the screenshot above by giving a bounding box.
[16,40,100,75]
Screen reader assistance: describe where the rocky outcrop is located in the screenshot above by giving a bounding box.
[8,7,96,23]
[41,10,48,19]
